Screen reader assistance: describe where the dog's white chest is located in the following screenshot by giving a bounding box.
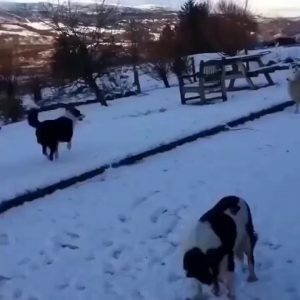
[192,222,222,253]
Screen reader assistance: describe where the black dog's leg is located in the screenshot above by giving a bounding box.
[49,152,54,161]
[246,241,258,282]
[49,142,58,161]
[212,279,220,297]
[211,265,221,297]
[226,251,236,299]
[42,145,47,157]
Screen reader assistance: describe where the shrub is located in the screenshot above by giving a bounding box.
[0,80,24,123]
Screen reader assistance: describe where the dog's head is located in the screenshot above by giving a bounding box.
[65,105,85,121]
[183,247,214,285]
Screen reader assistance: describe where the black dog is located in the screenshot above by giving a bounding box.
[27,105,85,161]
[183,196,258,299]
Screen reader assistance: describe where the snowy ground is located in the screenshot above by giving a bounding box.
[0,108,300,300]
[0,67,294,203]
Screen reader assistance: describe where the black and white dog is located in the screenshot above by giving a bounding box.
[27,105,85,161]
[183,196,258,300]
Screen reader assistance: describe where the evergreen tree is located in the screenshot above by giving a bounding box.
[177,0,211,54]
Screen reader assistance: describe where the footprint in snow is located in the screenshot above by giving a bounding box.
[75,223,84,229]
[18,257,31,266]
[60,244,79,250]
[150,215,180,240]
[132,196,148,207]
[13,289,23,299]
[284,287,300,300]
[29,263,40,271]
[27,296,39,300]
[257,259,274,271]
[64,231,80,239]
[168,272,182,283]
[85,253,96,261]
[112,247,123,260]
[118,214,128,223]
[102,240,113,248]
[75,282,86,291]
[131,290,145,300]
[102,262,115,276]
[285,286,297,294]
[163,243,178,257]
[43,256,54,266]
[0,234,9,245]
[0,275,11,282]
[57,281,70,290]
[72,213,80,220]
[132,190,161,207]
[150,207,168,224]
[262,241,282,250]
[56,276,70,290]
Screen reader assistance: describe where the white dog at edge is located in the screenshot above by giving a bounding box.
[287,63,300,113]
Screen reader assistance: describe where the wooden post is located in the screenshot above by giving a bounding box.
[178,76,186,104]
[191,57,197,82]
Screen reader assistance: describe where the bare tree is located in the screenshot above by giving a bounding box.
[48,0,119,106]
[143,25,177,88]
[0,39,24,123]
[211,0,258,55]
[123,19,153,93]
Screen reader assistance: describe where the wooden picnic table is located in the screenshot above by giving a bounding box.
[178,51,289,105]
[216,51,287,90]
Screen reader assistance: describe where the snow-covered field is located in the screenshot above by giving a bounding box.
[0,108,300,300]
[0,67,294,203]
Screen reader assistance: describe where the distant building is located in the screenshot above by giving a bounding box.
[266,33,297,47]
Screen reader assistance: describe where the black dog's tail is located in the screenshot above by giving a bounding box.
[27,109,40,128]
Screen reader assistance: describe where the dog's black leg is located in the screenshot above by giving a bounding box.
[42,145,47,156]
[246,245,258,282]
[49,143,58,161]
[212,279,220,297]
[226,252,236,299]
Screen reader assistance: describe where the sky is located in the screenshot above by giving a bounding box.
[1,0,300,17]
[115,0,300,17]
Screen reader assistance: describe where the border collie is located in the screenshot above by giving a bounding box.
[287,63,300,113]
[183,196,258,300]
[27,105,85,161]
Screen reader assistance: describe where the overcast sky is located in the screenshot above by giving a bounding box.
[116,0,300,17]
[1,0,300,17]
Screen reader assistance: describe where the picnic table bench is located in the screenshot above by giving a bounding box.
[221,52,286,90]
[179,58,227,104]
[179,51,289,104]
